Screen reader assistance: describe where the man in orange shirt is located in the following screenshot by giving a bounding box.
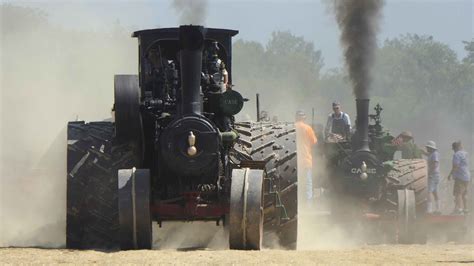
[295,110,318,206]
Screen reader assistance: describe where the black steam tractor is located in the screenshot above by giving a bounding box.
[322,100,428,243]
[66,26,298,250]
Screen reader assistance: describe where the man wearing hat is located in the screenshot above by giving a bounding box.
[392,131,423,159]
[324,102,351,141]
[426,140,441,214]
[295,110,318,206]
[202,41,229,92]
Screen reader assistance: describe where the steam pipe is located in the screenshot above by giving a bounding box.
[354,99,370,152]
[179,25,205,115]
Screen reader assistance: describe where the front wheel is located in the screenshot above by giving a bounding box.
[229,168,264,250]
[118,168,153,250]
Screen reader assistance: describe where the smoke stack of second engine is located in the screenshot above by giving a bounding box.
[332,0,384,152]
[179,25,205,115]
[354,99,370,151]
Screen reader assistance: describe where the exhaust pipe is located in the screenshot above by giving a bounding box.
[179,25,206,115]
[353,99,370,152]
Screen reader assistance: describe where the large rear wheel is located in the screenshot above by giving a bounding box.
[386,159,428,244]
[66,121,139,249]
[114,75,142,144]
[232,122,298,249]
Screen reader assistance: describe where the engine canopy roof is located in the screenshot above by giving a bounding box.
[132,26,239,86]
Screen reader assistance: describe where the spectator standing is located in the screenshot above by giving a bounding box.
[295,110,318,206]
[448,141,471,215]
[425,141,441,214]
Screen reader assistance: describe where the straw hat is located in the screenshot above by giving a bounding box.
[425,140,437,150]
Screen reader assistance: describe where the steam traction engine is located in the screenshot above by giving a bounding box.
[323,100,428,243]
[66,26,298,250]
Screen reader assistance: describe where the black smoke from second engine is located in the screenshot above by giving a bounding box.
[333,0,384,100]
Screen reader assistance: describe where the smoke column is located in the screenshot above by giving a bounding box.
[332,0,384,99]
[171,0,208,25]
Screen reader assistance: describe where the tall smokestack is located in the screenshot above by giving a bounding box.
[179,25,205,115]
[354,99,370,151]
[332,0,384,151]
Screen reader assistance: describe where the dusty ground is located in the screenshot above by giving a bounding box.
[1,245,473,265]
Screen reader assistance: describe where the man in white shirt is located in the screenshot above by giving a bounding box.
[425,141,441,214]
[325,102,351,141]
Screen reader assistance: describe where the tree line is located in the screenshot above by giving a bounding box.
[233,30,473,158]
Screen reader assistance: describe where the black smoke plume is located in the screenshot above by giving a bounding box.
[171,0,208,25]
[333,0,384,99]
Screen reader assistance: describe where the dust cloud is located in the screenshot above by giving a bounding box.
[297,150,370,250]
[0,4,136,247]
[171,0,208,25]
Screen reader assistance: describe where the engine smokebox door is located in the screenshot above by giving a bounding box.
[160,115,220,177]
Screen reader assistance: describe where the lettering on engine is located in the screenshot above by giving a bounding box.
[224,99,238,105]
[351,168,376,174]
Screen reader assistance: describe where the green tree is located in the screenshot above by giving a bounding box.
[462,39,474,65]
[233,31,324,120]
[363,34,472,157]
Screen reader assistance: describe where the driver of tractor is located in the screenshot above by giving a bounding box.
[325,102,351,141]
[203,41,229,92]
[392,131,423,159]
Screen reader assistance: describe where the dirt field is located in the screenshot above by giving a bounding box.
[1,245,473,265]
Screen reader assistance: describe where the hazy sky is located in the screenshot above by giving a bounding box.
[4,0,473,68]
